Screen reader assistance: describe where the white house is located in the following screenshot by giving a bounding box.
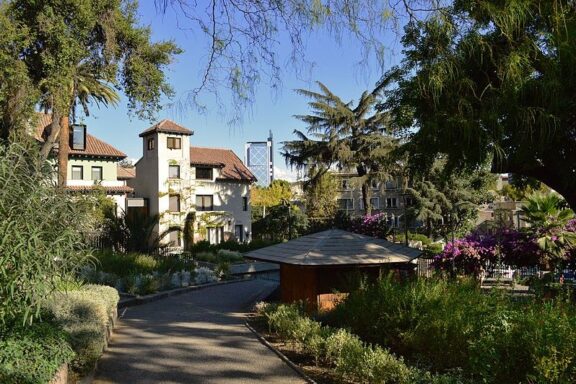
[128,119,256,247]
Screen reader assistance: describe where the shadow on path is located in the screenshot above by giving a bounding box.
[93,279,304,384]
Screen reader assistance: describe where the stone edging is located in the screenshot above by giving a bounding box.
[49,364,67,384]
[244,321,317,384]
[118,279,249,309]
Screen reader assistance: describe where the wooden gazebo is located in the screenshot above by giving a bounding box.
[244,229,421,311]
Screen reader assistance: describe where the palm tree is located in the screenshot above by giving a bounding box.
[39,63,120,187]
[521,193,576,270]
[282,81,397,215]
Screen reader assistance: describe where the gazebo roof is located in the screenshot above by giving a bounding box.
[244,229,422,266]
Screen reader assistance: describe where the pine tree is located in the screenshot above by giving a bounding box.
[283,81,397,215]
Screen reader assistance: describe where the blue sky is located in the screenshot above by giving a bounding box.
[82,2,403,180]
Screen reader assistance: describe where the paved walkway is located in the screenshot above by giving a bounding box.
[93,280,304,384]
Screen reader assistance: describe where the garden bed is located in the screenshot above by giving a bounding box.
[247,316,339,384]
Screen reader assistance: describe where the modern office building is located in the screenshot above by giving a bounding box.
[245,131,274,187]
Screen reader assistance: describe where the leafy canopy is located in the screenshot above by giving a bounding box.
[387,0,576,209]
[0,0,181,143]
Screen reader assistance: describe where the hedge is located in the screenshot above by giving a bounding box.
[43,284,119,374]
[0,322,74,384]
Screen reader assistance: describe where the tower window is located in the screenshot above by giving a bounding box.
[167,137,181,149]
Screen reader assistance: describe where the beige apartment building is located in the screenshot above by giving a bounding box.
[332,171,413,228]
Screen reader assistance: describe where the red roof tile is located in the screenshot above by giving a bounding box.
[190,147,256,182]
[35,113,127,159]
[139,119,193,137]
[117,165,136,179]
[66,185,134,194]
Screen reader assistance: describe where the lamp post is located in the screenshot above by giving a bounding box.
[282,199,292,240]
[402,194,409,246]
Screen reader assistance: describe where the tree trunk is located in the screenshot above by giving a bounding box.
[356,165,370,215]
[39,109,61,161]
[362,183,371,216]
[58,115,69,188]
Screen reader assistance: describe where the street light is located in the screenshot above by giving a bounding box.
[401,194,409,247]
[282,198,292,240]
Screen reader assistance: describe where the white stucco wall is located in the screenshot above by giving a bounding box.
[129,130,253,246]
[194,180,252,242]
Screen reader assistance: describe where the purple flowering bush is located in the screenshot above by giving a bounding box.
[433,229,544,275]
[348,213,390,239]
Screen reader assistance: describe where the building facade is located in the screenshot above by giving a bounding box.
[245,131,274,187]
[332,172,412,228]
[35,113,133,214]
[129,120,256,247]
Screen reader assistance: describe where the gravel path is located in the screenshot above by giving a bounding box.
[93,279,305,384]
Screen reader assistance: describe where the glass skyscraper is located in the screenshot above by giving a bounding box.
[245,131,274,187]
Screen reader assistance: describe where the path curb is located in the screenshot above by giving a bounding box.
[245,321,317,384]
[118,279,250,309]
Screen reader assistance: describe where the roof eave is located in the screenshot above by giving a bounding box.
[244,254,417,266]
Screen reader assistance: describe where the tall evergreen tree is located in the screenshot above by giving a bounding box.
[283,81,397,215]
[304,170,339,219]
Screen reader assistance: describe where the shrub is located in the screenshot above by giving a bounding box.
[215,261,231,279]
[0,322,74,384]
[43,285,120,374]
[324,328,365,377]
[81,285,119,318]
[93,251,158,277]
[156,255,191,273]
[265,303,302,339]
[349,213,391,239]
[191,240,213,253]
[259,303,441,384]
[216,249,244,263]
[139,275,160,295]
[0,142,92,325]
[132,254,158,273]
[195,251,217,263]
[330,276,576,383]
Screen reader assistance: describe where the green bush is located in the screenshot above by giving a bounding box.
[43,285,119,374]
[189,238,279,254]
[81,284,119,318]
[215,261,231,279]
[258,303,445,384]
[0,322,74,384]
[191,240,214,253]
[93,251,158,277]
[123,274,139,295]
[195,251,217,263]
[139,275,160,295]
[0,142,92,325]
[329,276,576,383]
[216,249,244,263]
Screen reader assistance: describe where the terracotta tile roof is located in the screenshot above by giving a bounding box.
[139,119,193,137]
[66,185,134,194]
[190,146,256,182]
[117,165,136,179]
[35,113,127,159]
